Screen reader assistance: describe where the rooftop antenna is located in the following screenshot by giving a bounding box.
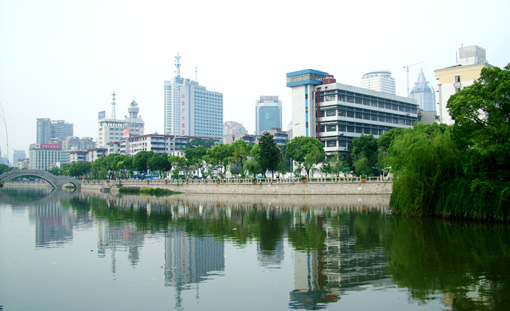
[111,92,117,120]
[174,53,181,78]
[195,66,198,81]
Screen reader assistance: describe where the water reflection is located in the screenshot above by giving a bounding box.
[1,188,509,310]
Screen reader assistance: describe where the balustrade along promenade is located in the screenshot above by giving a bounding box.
[81,176,393,196]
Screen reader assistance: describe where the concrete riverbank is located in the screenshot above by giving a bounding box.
[81,178,393,196]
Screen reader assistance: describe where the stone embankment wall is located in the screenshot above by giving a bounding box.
[1,181,53,189]
[81,178,393,196]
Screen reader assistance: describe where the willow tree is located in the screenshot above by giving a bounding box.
[388,123,461,216]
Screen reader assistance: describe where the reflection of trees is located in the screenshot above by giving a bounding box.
[388,217,510,310]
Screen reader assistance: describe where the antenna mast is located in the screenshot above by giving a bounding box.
[111,92,117,120]
[174,53,181,78]
[195,66,198,81]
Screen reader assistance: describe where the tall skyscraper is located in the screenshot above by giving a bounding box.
[164,54,223,138]
[410,69,436,111]
[435,45,492,125]
[360,71,396,95]
[255,96,282,135]
[36,118,73,144]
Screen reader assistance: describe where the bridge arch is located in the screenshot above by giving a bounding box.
[0,170,81,190]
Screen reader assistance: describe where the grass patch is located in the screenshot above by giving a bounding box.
[118,187,180,196]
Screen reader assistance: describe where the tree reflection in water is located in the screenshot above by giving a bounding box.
[51,192,510,310]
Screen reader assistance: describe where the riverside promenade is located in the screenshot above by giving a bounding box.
[81,176,392,195]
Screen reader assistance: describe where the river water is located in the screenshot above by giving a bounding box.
[0,188,509,311]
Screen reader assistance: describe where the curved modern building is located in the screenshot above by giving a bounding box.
[410,69,436,112]
[360,71,395,95]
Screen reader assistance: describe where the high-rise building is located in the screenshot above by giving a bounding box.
[164,54,223,138]
[255,96,282,135]
[62,136,96,151]
[410,69,436,111]
[435,45,492,125]
[97,93,144,147]
[287,69,418,156]
[36,118,73,144]
[360,71,396,95]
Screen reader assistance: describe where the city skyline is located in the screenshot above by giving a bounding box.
[1,0,509,162]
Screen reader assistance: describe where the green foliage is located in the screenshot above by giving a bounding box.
[185,137,215,149]
[351,135,378,172]
[207,143,232,178]
[0,164,11,174]
[133,151,154,173]
[388,123,462,216]
[244,159,260,177]
[68,161,91,177]
[257,132,282,177]
[286,136,325,177]
[353,156,371,176]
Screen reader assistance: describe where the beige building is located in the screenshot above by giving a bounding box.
[435,45,492,125]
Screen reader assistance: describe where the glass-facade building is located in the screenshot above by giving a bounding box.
[410,69,436,111]
[255,96,282,135]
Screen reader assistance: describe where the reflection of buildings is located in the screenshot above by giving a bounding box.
[257,239,284,268]
[290,212,390,310]
[165,227,225,309]
[28,200,92,247]
[97,221,146,269]
[31,202,73,247]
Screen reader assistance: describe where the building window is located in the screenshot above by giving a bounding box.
[326,125,336,132]
[326,110,336,117]
[327,140,336,147]
[455,76,461,83]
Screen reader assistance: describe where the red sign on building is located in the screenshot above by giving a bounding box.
[40,144,62,150]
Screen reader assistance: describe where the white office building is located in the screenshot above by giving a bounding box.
[97,93,144,147]
[287,69,418,156]
[164,54,223,138]
[29,144,69,170]
[360,71,396,95]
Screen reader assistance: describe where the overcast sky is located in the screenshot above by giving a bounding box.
[1,0,509,162]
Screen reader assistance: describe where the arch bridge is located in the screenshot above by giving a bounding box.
[0,169,81,190]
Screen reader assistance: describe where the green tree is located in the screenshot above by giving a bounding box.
[387,123,462,216]
[351,135,378,175]
[286,136,325,177]
[207,143,232,178]
[68,162,92,177]
[229,140,251,177]
[244,159,260,177]
[133,151,154,174]
[148,153,171,176]
[185,146,209,178]
[0,164,11,175]
[257,132,282,178]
